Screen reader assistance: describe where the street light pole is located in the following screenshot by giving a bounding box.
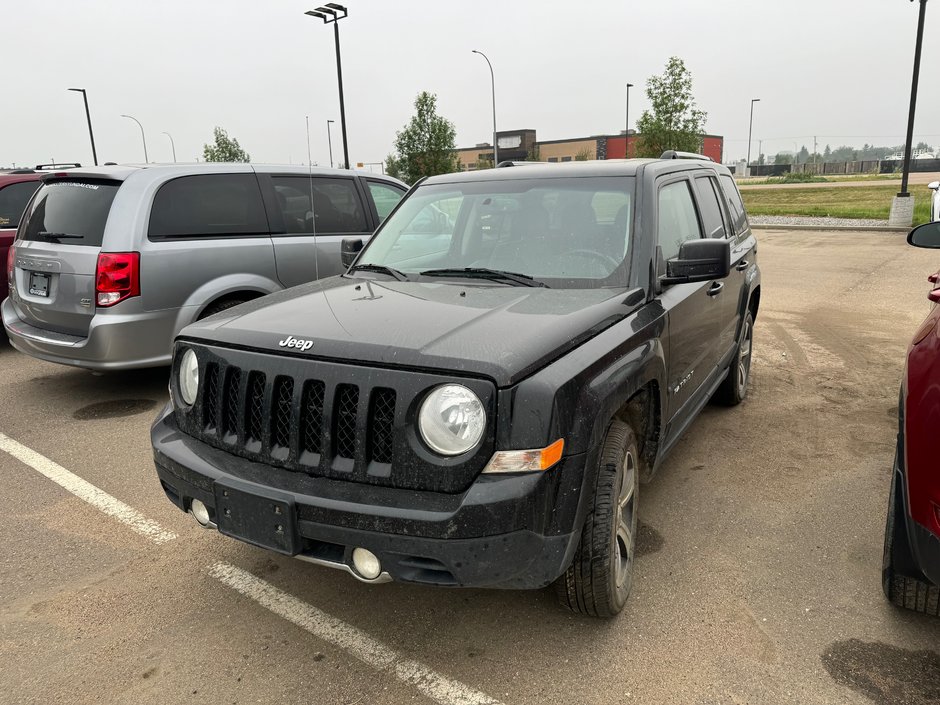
[306,5,350,170]
[67,88,98,166]
[162,132,177,162]
[121,114,148,163]
[625,83,634,158]
[327,119,335,168]
[746,98,760,175]
[472,50,498,166]
[900,0,928,197]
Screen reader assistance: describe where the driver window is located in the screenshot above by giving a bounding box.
[657,180,703,260]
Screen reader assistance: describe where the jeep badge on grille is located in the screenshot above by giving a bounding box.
[278,336,314,351]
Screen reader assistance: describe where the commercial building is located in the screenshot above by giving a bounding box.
[456,129,724,170]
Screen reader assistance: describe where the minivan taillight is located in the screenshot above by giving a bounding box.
[95,252,140,307]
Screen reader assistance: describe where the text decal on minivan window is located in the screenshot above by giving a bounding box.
[57,182,100,190]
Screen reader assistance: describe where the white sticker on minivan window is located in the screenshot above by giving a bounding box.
[57,182,99,190]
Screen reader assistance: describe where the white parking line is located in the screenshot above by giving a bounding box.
[0,431,177,544]
[209,562,504,705]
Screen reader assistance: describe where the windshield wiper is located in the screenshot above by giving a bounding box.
[36,231,84,241]
[420,267,548,288]
[348,263,409,281]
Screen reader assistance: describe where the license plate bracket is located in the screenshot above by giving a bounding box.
[28,272,50,297]
[214,479,297,555]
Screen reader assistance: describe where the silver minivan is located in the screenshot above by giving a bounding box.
[2,163,407,369]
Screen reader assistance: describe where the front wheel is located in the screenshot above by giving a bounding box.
[555,420,639,618]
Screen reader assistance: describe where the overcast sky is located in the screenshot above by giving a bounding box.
[3,0,940,169]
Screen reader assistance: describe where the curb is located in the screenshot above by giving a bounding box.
[751,224,909,233]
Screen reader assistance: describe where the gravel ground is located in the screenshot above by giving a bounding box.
[750,214,890,228]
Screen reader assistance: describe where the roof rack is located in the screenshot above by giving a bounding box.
[34,163,82,170]
[660,150,713,162]
[495,160,548,168]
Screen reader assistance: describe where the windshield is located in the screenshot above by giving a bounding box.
[19,179,120,246]
[357,176,635,288]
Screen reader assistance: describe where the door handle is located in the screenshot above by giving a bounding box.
[707,281,724,296]
[736,260,750,271]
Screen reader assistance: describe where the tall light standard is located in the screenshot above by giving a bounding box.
[327,119,335,168]
[306,4,349,170]
[162,132,177,163]
[625,83,634,158]
[472,50,498,165]
[746,98,760,175]
[121,114,148,163]
[900,0,928,199]
[67,88,98,166]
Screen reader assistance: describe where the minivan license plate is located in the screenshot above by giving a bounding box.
[28,272,50,297]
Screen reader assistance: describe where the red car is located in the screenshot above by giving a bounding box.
[883,221,940,616]
[0,171,43,298]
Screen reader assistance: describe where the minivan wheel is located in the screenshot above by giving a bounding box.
[199,298,247,320]
[555,419,638,618]
[715,310,754,406]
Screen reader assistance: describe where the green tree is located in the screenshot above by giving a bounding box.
[525,146,541,162]
[387,91,460,184]
[384,153,403,180]
[575,147,592,161]
[202,126,250,162]
[634,57,707,158]
[797,145,810,164]
[773,152,794,165]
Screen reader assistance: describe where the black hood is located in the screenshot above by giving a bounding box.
[181,276,643,386]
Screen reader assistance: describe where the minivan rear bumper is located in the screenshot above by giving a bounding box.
[2,296,176,370]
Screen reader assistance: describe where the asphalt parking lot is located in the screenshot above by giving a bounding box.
[2,229,940,705]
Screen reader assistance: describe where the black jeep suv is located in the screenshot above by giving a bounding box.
[151,157,760,617]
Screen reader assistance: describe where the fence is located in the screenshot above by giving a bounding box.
[733,159,940,177]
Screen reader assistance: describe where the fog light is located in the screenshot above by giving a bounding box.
[190,498,211,526]
[352,547,382,580]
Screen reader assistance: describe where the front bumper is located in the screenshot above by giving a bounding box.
[2,296,177,370]
[152,405,586,589]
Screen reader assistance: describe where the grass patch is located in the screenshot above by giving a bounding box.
[741,184,931,225]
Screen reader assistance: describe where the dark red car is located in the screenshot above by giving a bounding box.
[0,171,43,298]
[883,221,940,616]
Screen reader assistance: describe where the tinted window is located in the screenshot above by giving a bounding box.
[149,174,268,239]
[719,174,749,236]
[271,176,368,235]
[368,181,405,222]
[657,180,702,260]
[694,176,728,238]
[20,180,120,247]
[0,181,40,229]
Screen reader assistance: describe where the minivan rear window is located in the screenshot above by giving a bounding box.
[148,174,269,239]
[20,179,120,247]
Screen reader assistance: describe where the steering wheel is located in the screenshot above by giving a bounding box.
[559,249,622,273]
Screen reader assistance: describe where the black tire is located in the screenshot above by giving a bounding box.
[198,298,247,321]
[715,309,754,406]
[555,419,639,618]
[883,468,940,616]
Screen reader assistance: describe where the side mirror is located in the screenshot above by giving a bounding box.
[928,181,940,191]
[662,238,732,284]
[341,237,364,267]
[908,222,940,249]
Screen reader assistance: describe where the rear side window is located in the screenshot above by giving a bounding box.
[367,181,405,222]
[719,174,749,236]
[149,174,268,239]
[693,176,729,238]
[0,181,40,229]
[20,180,120,247]
[657,180,702,260]
[271,176,368,234]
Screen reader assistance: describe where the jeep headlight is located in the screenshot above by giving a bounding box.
[418,384,485,456]
[178,348,199,406]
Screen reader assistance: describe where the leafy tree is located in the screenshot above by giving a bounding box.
[203,126,250,162]
[385,153,403,180]
[797,146,810,164]
[525,146,541,162]
[773,152,794,165]
[387,91,460,184]
[575,147,592,161]
[634,57,707,158]
[475,156,494,170]
[823,144,832,162]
